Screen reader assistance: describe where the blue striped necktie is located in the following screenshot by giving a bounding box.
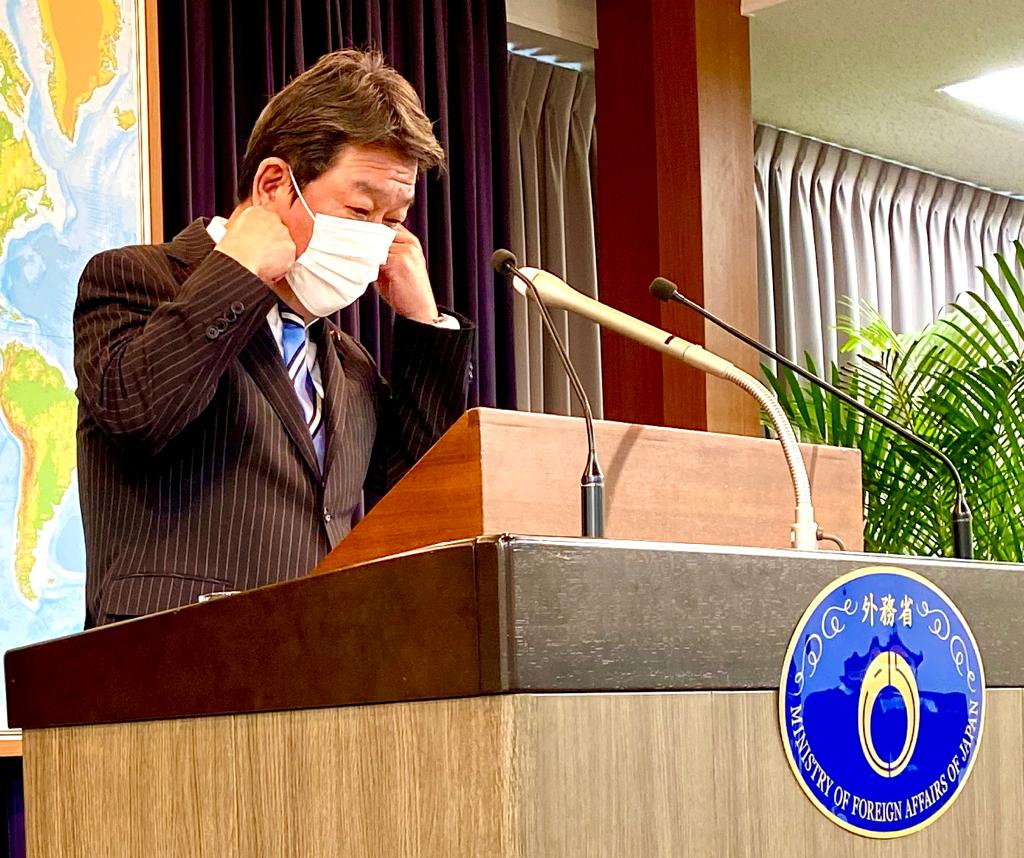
[278,303,325,470]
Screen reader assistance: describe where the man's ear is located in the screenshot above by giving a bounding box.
[251,157,292,208]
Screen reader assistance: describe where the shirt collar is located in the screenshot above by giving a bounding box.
[206,215,229,244]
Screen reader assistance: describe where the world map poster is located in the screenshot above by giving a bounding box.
[0,0,151,733]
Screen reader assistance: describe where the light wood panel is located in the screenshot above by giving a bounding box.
[316,408,863,573]
[24,690,1019,857]
[515,691,1021,856]
[515,694,717,854]
[25,699,515,858]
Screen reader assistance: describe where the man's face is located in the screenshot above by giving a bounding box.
[278,144,418,256]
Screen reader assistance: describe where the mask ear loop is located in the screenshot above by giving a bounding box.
[288,168,316,222]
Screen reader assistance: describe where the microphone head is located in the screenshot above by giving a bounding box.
[649,277,679,302]
[491,248,518,274]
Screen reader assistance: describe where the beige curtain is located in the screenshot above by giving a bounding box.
[755,124,1024,369]
[508,53,603,417]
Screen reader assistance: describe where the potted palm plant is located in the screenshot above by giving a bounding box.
[764,241,1024,561]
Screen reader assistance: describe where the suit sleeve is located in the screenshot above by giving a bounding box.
[74,246,277,454]
[364,309,475,495]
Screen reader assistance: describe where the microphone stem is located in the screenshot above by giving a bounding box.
[665,289,973,559]
[509,266,604,538]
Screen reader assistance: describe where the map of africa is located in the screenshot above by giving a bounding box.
[0,0,148,731]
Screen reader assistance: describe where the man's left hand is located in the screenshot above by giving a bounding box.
[376,224,439,324]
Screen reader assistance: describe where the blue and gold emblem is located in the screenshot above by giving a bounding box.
[780,567,985,838]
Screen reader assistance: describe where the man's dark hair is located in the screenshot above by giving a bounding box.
[237,49,445,198]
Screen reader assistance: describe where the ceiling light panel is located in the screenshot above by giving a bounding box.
[941,67,1024,124]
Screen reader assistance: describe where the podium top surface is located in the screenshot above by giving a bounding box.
[6,536,1024,728]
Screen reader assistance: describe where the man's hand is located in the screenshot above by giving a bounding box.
[215,206,296,285]
[376,224,439,324]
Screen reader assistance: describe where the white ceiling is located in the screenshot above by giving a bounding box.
[750,0,1024,195]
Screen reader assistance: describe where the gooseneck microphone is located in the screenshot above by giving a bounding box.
[491,249,604,538]
[504,264,821,551]
[649,277,974,560]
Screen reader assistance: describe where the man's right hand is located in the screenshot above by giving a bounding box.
[215,206,296,284]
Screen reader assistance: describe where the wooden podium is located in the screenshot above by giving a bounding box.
[9,412,1018,857]
[317,407,865,572]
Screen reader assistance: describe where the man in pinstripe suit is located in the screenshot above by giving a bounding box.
[74,50,474,626]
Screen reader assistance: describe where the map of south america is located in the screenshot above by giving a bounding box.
[0,342,77,602]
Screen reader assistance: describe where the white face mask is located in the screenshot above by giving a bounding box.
[284,169,396,317]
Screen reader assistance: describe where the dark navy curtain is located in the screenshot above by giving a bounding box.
[2,757,24,858]
[156,0,515,409]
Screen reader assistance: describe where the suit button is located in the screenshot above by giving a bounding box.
[323,507,333,524]
[230,301,245,314]
[205,325,220,340]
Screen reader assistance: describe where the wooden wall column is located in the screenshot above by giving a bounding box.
[595,0,760,435]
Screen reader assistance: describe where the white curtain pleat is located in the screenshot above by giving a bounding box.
[755,125,1024,368]
[753,125,778,356]
[508,53,603,417]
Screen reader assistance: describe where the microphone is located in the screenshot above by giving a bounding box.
[650,277,974,560]
[509,265,820,551]
[491,249,604,538]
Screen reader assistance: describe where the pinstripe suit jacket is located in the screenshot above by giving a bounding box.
[74,219,474,626]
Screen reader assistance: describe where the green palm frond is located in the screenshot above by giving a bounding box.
[765,240,1024,561]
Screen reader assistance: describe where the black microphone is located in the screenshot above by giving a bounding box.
[650,277,974,560]
[492,249,604,538]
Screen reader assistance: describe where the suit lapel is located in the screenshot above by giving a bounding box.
[316,323,349,483]
[165,218,322,478]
